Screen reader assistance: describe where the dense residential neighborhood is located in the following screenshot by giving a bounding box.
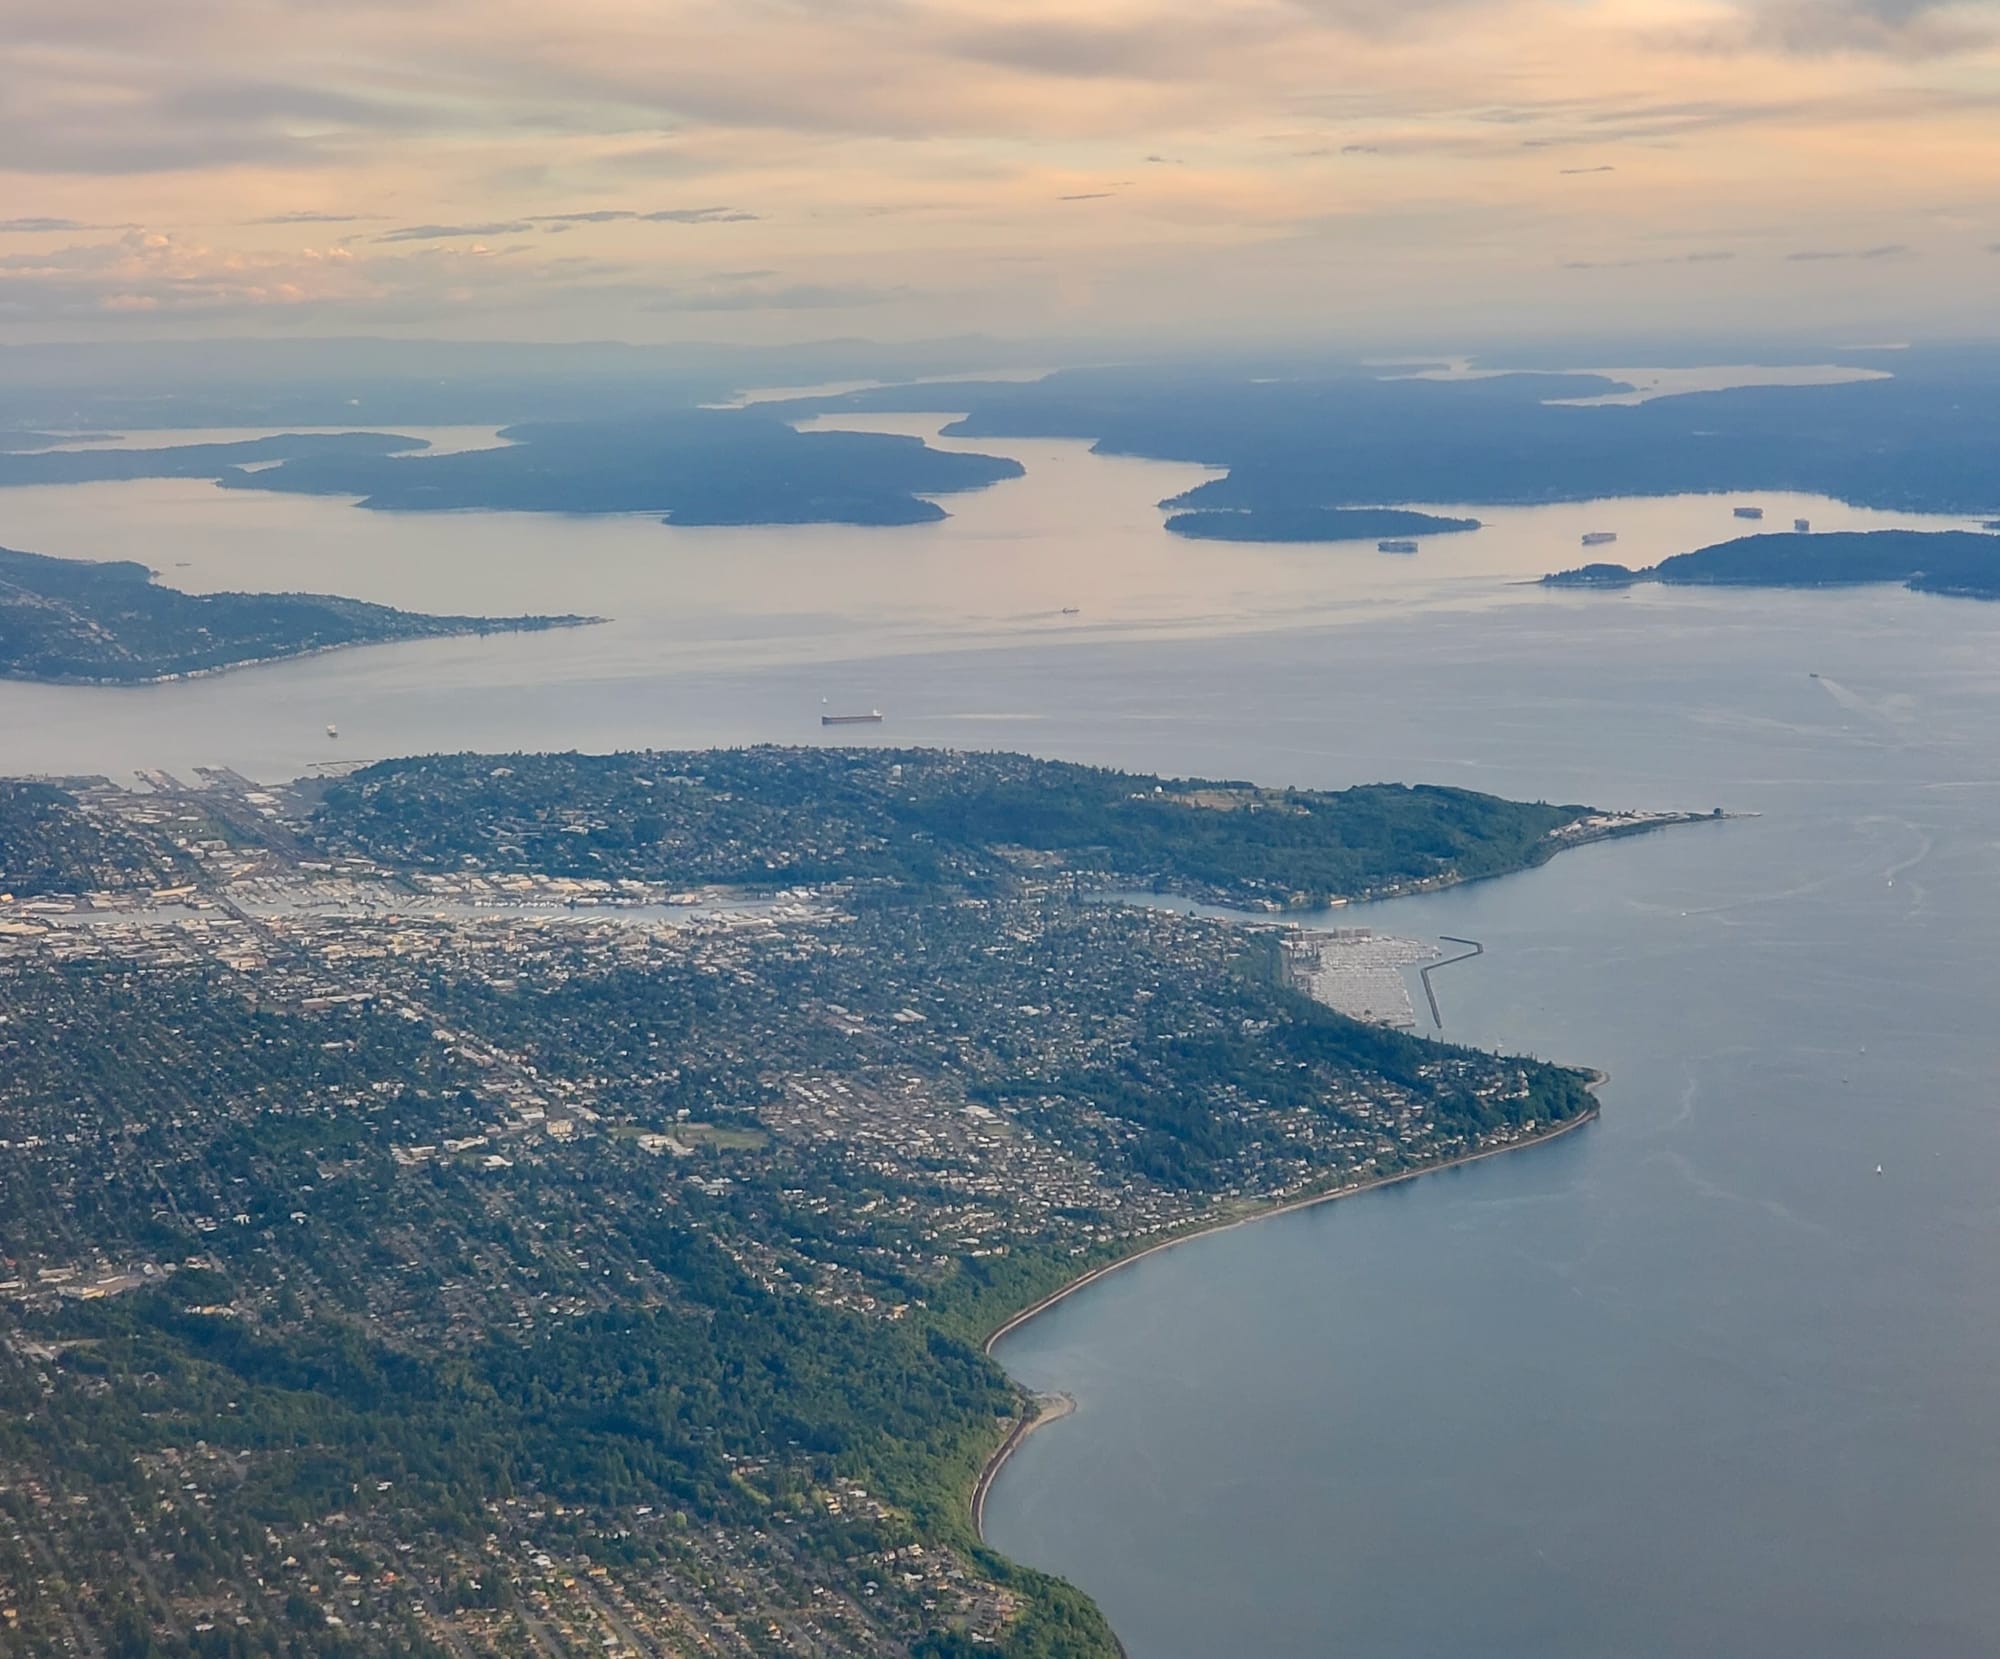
[0,752,1604,1656]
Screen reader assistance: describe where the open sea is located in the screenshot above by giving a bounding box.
[3,417,1997,1656]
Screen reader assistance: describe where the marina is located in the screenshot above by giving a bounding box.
[1284,928,1440,1029]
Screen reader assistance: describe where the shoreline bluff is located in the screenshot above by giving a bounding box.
[969,1095,1603,1546]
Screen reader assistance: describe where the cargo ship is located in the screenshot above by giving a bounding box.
[1733,505,1764,520]
[1581,531,1618,548]
[1377,539,1418,554]
[822,710,884,726]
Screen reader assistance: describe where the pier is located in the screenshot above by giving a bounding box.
[1418,935,1484,1028]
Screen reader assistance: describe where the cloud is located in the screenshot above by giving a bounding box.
[0,217,133,233]
[376,222,536,243]
[0,0,1996,341]
[946,18,1256,80]
[636,207,758,223]
[0,60,444,174]
[524,207,756,225]
[0,229,370,318]
[1730,0,1995,57]
[645,280,907,313]
[1785,242,1912,259]
[1562,250,1739,269]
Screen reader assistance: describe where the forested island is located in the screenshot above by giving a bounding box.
[0,430,429,485]
[223,413,1020,525]
[1544,528,2000,599]
[785,347,2000,522]
[1163,507,1481,544]
[0,411,1023,527]
[0,543,594,683]
[0,748,1675,1656]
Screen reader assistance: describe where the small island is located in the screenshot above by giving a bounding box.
[1163,506,1482,544]
[0,543,596,684]
[1544,528,2000,600]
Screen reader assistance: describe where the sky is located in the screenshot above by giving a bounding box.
[1,0,1997,347]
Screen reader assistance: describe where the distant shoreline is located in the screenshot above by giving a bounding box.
[970,1096,1601,1540]
[0,614,605,688]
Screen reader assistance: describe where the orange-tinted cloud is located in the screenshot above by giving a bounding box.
[0,0,1993,340]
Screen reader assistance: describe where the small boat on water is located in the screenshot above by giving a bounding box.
[1581,531,1618,548]
[822,710,884,726]
[325,723,339,739]
[1377,539,1418,554]
[1734,505,1765,520]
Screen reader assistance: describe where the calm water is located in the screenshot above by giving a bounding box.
[3,422,1998,1655]
[983,631,2000,1658]
[0,414,1986,780]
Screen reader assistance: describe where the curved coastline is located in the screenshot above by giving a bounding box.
[970,1094,1603,1544]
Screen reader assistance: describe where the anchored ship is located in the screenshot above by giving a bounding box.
[1734,505,1765,520]
[1581,531,1618,547]
[1377,539,1418,554]
[822,710,884,726]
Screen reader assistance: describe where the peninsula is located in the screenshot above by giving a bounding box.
[0,748,1703,1657]
[0,429,429,485]
[1543,528,2000,599]
[0,542,596,684]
